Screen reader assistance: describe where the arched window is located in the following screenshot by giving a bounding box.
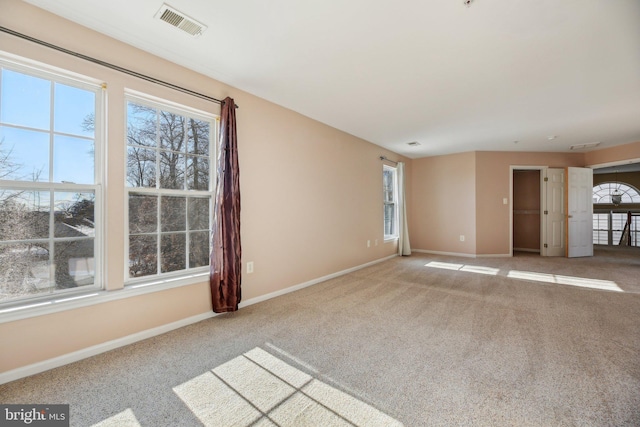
[593,182,640,204]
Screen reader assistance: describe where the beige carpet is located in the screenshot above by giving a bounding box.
[1,246,639,426]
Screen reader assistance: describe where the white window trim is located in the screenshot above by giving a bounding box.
[0,52,106,310]
[123,90,217,286]
[0,271,208,324]
[383,164,399,241]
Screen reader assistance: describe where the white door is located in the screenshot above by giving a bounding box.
[543,168,565,256]
[567,167,593,257]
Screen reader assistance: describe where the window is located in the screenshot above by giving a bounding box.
[593,212,640,247]
[383,165,398,239]
[126,93,215,282]
[0,59,102,305]
[593,182,640,204]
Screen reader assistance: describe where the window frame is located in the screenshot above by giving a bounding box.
[0,52,105,309]
[383,164,399,241]
[593,182,640,204]
[124,90,217,286]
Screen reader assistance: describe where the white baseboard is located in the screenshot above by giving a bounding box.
[412,249,477,258]
[239,254,397,308]
[0,311,216,385]
[0,254,397,385]
[412,249,513,258]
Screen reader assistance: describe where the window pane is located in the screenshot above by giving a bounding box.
[384,204,395,236]
[127,103,157,147]
[0,126,50,182]
[0,190,50,240]
[1,69,50,130]
[189,231,209,268]
[159,152,185,189]
[54,240,94,289]
[54,192,95,238]
[187,156,209,190]
[159,112,185,151]
[0,243,51,302]
[129,194,157,234]
[53,135,94,184]
[161,233,186,273]
[126,98,213,281]
[188,197,209,231]
[129,235,157,278]
[187,118,210,156]
[54,83,95,137]
[161,196,186,232]
[127,147,156,187]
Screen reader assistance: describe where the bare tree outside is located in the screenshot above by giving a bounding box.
[126,101,211,278]
[1,66,98,303]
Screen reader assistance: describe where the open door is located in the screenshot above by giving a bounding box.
[567,167,593,257]
[543,168,565,256]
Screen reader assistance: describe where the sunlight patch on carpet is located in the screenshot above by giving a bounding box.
[173,347,403,426]
[90,408,141,427]
[425,261,622,292]
[507,270,623,292]
[426,261,499,275]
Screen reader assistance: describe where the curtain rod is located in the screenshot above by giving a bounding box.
[0,25,237,108]
[380,156,398,165]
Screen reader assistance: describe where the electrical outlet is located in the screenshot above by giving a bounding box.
[460,235,465,242]
[367,240,371,248]
[247,261,254,274]
[375,239,378,246]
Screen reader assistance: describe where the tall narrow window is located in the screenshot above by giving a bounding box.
[383,165,398,239]
[0,59,102,305]
[125,93,215,282]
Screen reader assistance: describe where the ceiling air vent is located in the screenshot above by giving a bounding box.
[155,4,207,37]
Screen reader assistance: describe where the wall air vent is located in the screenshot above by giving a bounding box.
[155,4,207,37]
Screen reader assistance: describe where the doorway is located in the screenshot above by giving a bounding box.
[510,166,565,257]
[513,169,541,253]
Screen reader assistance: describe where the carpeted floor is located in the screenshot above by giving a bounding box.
[1,246,639,426]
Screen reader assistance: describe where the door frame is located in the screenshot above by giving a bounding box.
[509,165,546,257]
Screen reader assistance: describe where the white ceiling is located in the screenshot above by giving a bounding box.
[23,0,640,158]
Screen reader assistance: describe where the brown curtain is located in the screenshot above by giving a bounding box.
[210,97,241,313]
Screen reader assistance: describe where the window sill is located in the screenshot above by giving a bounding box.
[384,236,399,243]
[0,272,208,324]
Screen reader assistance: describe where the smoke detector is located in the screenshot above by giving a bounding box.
[155,4,207,37]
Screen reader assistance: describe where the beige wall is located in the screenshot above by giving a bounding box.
[0,0,406,373]
[584,141,640,166]
[410,152,477,255]
[410,151,586,256]
[474,151,585,255]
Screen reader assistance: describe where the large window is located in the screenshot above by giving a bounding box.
[126,93,214,281]
[0,60,102,305]
[383,165,398,239]
[593,182,640,204]
[593,212,640,246]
